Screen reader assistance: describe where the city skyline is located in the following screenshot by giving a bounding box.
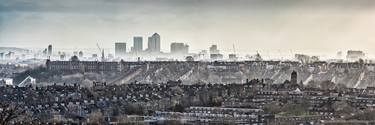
[1,1,375,124]
[1,0,375,55]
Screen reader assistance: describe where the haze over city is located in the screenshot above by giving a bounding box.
[1,0,375,56]
[4,0,375,124]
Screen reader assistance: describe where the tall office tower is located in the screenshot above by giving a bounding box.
[170,42,189,54]
[43,48,48,56]
[78,51,84,58]
[209,45,219,54]
[154,33,160,52]
[133,37,143,52]
[148,37,154,52]
[147,33,160,53]
[48,44,52,55]
[115,42,127,57]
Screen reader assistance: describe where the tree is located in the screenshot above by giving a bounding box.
[347,108,375,121]
[87,111,106,125]
[305,80,318,88]
[124,104,144,115]
[264,100,310,116]
[335,83,347,93]
[281,100,310,116]
[0,103,24,125]
[172,104,185,113]
[333,101,355,118]
[263,102,282,114]
[320,80,336,90]
[208,96,223,107]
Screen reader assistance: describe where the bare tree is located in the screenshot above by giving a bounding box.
[87,110,106,125]
[333,101,355,118]
[0,103,24,125]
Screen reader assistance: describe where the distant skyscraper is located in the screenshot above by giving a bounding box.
[115,42,127,57]
[147,33,160,53]
[148,37,154,52]
[43,48,48,56]
[78,51,84,58]
[209,45,219,54]
[336,51,343,59]
[154,33,160,52]
[170,42,189,54]
[48,45,52,55]
[133,37,143,52]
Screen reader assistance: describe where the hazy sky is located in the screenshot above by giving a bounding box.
[1,0,375,55]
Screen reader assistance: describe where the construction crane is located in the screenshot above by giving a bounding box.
[96,43,105,61]
[18,76,36,87]
[229,44,238,61]
[96,43,105,83]
[232,44,236,55]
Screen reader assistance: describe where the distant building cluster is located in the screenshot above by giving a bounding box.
[295,54,320,64]
[4,51,375,124]
[0,51,15,59]
[113,33,192,60]
[115,42,127,57]
[42,44,53,58]
[209,45,224,60]
[346,50,365,61]
[170,42,189,55]
[146,33,161,53]
[115,33,163,57]
[2,73,375,124]
[46,56,144,72]
[131,36,143,53]
[0,33,372,63]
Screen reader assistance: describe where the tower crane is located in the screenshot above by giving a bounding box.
[96,43,105,61]
[232,44,236,55]
[96,43,105,83]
